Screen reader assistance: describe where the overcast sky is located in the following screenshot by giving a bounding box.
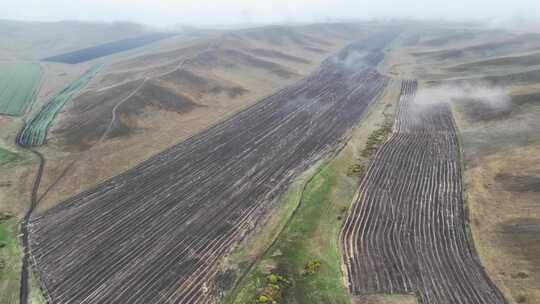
[2,0,538,27]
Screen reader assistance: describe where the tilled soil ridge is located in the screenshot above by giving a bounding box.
[341,80,505,304]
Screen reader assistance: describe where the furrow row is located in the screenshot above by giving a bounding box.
[28,35,395,304]
[341,80,505,304]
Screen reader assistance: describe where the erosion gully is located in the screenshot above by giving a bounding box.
[341,80,505,304]
[26,31,396,304]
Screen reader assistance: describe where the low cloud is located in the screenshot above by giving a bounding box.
[2,0,540,27]
[414,82,510,109]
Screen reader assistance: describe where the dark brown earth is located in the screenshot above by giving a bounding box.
[341,80,505,304]
[448,52,540,73]
[412,34,540,62]
[159,69,248,98]
[29,33,393,304]
[188,48,298,79]
[50,26,346,152]
[54,69,248,150]
[420,30,476,47]
[247,48,311,64]
[500,218,540,285]
[511,92,540,106]
[458,98,513,122]
[495,173,540,193]
[55,80,145,149]
[36,23,366,219]
[119,80,198,115]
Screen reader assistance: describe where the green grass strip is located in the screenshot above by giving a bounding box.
[0,62,43,116]
[0,215,23,303]
[231,156,357,304]
[18,64,102,147]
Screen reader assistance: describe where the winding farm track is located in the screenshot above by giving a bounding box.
[28,33,394,304]
[341,80,506,304]
[18,149,45,304]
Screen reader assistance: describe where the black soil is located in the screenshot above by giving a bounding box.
[495,173,540,192]
[43,33,176,64]
[28,35,391,304]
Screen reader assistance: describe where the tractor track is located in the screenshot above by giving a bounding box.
[18,147,45,304]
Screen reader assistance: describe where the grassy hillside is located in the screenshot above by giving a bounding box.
[0,62,42,116]
[17,65,101,147]
[36,23,365,212]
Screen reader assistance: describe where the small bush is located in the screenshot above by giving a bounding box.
[347,164,366,177]
[304,260,321,275]
[255,273,289,303]
[361,120,393,158]
[267,274,279,284]
[215,269,236,291]
[0,212,13,222]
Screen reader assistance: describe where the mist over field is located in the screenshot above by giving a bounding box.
[1,0,539,302]
[415,83,511,109]
[2,0,540,27]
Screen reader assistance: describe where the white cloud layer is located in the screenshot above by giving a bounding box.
[2,0,539,26]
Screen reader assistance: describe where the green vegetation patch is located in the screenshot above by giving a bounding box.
[0,213,46,304]
[256,274,291,303]
[0,212,22,303]
[0,62,43,116]
[347,163,366,177]
[361,115,393,158]
[303,260,321,275]
[0,147,22,166]
[29,269,47,304]
[18,64,101,147]
[231,156,358,304]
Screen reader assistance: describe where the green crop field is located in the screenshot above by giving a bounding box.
[0,147,22,166]
[0,62,43,116]
[17,65,101,147]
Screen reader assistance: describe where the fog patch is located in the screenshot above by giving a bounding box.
[325,49,370,71]
[414,82,511,109]
[402,82,513,128]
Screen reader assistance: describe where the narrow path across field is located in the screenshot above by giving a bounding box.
[341,80,505,303]
[18,148,45,304]
[28,32,396,304]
